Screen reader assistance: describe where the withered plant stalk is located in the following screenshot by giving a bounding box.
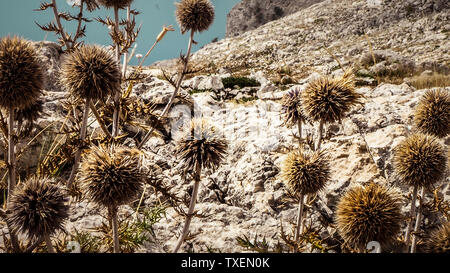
[411,187,426,253]
[108,206,120,253]
[316,120,324,151]
[112,5,121,138]
[294,193,305,252]
[67,99,90,188]
[7,107,20,252]
[173,163,202,253]
[44,233,55,253]
[404,185,418,252]
[138,30,195,149]
[89,101,112,139]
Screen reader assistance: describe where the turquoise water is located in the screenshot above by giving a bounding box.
[0,0,240,65]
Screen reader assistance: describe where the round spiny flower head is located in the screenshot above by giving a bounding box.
[16,97,44,125]
[6,177,69,239]
[177,119,228,174]
[336,183,403,250]
[98,0,133,9]
[281,149,330,196]
[281,88,309,127]
[15,97,45,137]
[301,71,363,124]
[175,0,215,34]
[414,89,450,138]
[0,36,44,110]
[60,45,120,101]
[393,133,447,188]
[427,222,450,253]
[79,145,145,208]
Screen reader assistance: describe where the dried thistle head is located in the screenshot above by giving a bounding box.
[98,0,133,9]
[15,98,44,124]
[83,0,100,11]
[177,119,228,175]
[336,183,403,250]
[175,0,215,34]
[281,149,330,196]
[60,45,121,101]
[281,88,309,127]
[301,71,363,124]
[427,222,450,253]
[0,36,44,110]
[15,98,45,137]
[393,133,447,188]
[414,89,450,138]
[79,145,146,208]
[6,177,69,239]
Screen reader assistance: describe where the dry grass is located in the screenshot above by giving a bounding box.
[408,73,450,90]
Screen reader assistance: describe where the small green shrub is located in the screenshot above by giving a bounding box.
[222,77,261,89]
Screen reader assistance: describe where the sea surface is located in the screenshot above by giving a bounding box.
[0,0,240,64]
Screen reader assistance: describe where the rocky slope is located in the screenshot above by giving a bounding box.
[189,0,450,83]
[1,0,449,253]
[226,0,324,37]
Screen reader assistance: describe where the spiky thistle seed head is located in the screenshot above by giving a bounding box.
[60,45,120,101]
[301,71,363,124]
[281,88,309,127]
[175,0,215,34]
[0,36,44,110]
[336,183,403,250]
[6,177,69,239]
[98,0,133,9]
[177,119,228,175]
[393,133,447,188]
[414,89,450,138]
[15,97,45,137]
[427,222,450,253]
[15,98,44,123]
[79,145,146,209]
[281,149,330,196]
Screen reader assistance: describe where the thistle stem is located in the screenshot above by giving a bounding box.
[7,107,16,205]
[294,194,305,253]
[404,185,418,252]
[173,165,201,253]
[89,101,112,139]
[109,206,120,253]
[44,233,55,253]
[138,30,195,149]
[297,119,302,145]
[112,5,121,138]
[316,120,324,151]
[67,98,90,188]
[6,107,20,253]
[410,187,425,253]
[121,5,131,79]
[51,0,70,50]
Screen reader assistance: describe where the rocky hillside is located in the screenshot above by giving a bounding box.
[189,0,449,83]
[1,0,449,253]
[226,0,323,37]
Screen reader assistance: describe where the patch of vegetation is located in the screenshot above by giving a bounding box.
[189,88,212,95]
[222,77,261,89]
[408,72,450,90]
[236,234,284,253]
[232,96,258,104]
[355,70,375,79]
